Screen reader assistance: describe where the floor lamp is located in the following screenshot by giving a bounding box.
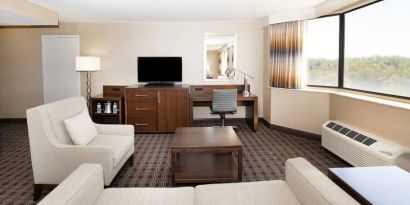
[76,56,100,111]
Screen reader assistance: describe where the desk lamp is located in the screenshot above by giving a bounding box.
[225,67,254,97]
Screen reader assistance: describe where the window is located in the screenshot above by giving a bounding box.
[306,16,339,86]
[344,0,410,97]
[305,0,410,98]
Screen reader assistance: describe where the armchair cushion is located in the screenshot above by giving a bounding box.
[64,110,98,145]
[89,134,134,167]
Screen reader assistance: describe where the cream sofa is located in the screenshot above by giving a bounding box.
[27,97,135,200]
[39,158,359,205]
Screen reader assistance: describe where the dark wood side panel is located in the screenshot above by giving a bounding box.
[166,90,178,132]
[177,89,189,127]
[103,85,127,97]
[157,90,168,132]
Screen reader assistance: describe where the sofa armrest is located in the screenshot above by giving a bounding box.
[94,123,134,136]
[285,158,359,205]
[38,164,104,205]
[32,144,114,185]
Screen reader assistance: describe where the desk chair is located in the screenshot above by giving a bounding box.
[211,89,237,127]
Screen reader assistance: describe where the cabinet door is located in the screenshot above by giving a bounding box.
[157,90,168,132]
[157,89,189,132]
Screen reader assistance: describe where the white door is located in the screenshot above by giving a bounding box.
[42,35,80,103]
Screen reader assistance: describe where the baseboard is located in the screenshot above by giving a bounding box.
[0,118,27,124]
[259,117,271,128]
[261,118,321,142]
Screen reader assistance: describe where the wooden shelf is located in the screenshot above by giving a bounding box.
[91,86,126,124]
[174,153,238,184]
[93,113,120,116]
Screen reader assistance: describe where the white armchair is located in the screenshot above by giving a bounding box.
[27,97,134,200]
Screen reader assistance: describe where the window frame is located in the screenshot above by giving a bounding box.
[305,14,340,87]
[306,0,410,100]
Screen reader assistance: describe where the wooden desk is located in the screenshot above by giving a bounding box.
[189,85,258,131]
[328,166,410,205]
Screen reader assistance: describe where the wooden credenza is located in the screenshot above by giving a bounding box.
[125,84,190,133]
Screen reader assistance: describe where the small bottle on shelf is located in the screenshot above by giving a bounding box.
[96,103,102,113]
[104,101,112,113]
[113,102,118,114]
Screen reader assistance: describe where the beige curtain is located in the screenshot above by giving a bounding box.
[269,21,305,89]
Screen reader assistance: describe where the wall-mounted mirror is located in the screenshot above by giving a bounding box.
[204,33,236,81]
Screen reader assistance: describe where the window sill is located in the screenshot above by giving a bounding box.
[303,86,410,111]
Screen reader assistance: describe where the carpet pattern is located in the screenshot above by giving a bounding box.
[0,120,349,204]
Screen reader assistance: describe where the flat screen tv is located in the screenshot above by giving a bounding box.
[138,57,182,85]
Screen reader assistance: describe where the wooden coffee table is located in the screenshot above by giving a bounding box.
[170,127,243,185]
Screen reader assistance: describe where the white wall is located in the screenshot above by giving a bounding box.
[265,87,410,148]
[77,21,264,119]
[268,88,330,134]
[0,21,265,118]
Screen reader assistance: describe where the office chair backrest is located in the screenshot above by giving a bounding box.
[212,89,237,113]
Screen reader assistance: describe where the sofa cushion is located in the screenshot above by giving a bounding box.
[64,111,98,145]
[195,180,301,205]
[89,134,134,167]
[95,187,195,205]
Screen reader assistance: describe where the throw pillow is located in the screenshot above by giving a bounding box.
[64,110,98,145]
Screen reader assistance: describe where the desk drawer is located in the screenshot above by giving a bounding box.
[126,90,157,101]
[127,117,157,132]
[127,102,157,117]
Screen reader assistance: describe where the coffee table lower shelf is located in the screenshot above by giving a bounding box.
[173,153,239,184]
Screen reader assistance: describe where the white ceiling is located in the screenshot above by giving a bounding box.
[29,0,328,22]
[0,10,45,25]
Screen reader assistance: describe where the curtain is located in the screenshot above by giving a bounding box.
[269,20,305,89]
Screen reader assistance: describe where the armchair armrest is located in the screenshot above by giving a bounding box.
[94,123,134,136]
[38,164,104,205]
[33,144,114,185]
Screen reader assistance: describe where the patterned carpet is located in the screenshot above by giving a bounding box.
[0,120,349,204]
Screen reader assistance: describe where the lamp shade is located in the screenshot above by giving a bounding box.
[76,56,100,71]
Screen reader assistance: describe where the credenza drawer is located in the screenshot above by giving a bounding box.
[127,102,157,117]
[127,117,157,132]
[126,90,157,101]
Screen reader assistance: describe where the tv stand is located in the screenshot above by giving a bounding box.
[125,84,190,133]
[145,82,175,87]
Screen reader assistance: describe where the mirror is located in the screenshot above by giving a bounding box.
[204,34,236,81]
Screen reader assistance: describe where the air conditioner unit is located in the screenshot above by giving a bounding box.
[322,120,410,171]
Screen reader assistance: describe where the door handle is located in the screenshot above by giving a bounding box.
[135,107,148,111]
[135,94,148,97]
[135,123,148,126]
